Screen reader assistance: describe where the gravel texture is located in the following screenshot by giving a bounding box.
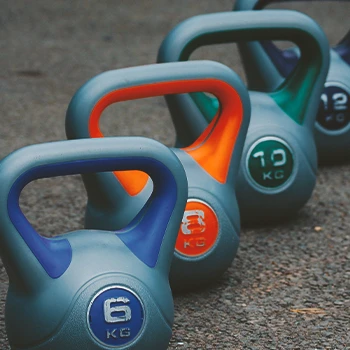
[1,1,350,349]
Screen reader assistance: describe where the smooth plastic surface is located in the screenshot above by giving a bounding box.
[234,0,350,162]
[0,137,188,349]
[66,60,251,290]
[157,10,330,223]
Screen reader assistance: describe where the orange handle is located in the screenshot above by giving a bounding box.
[84,63,246,192]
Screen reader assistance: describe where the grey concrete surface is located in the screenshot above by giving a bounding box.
[0,0,349,348]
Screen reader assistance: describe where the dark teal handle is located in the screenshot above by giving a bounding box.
[158,10,330,126]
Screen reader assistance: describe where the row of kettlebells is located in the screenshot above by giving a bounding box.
[0,2,349,349]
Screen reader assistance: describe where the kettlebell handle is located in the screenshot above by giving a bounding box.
[241,0,350,51]
[234,0,350,70]
[238,0,350,11]
[0,137,187,290]
[66,61,250,185]
[157,10,330,126]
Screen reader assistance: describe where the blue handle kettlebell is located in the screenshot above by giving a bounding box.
[234,0,350,163]
[66,61,251,291]
[0,137,187,349]
[157,10,330,224]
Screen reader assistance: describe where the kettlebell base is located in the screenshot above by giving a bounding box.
[7,273,173,350]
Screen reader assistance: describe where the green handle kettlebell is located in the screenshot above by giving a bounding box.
[0,137,187,349]
[66,61,251,291]
[157,10,330,223]
[234,0,350,163]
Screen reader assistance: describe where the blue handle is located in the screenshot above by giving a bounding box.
[235,0,350,69]
[338,31,350,65]
[0,137,187,284]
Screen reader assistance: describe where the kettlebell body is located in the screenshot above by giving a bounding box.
[157,10,330,223]
[0,137,187,349]
[237,92,317,220]
[66,61,251,290]
[235,0,350,163]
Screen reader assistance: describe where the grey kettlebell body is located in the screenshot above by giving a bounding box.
[157,10,330,223]
[235,0,350,163]
[66,61,251,290]
[0,137,187,349]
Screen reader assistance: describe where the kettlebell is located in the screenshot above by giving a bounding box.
[157,10,330,223]
[235,0,350,163]
[0,137,187,349]
[65,61,251,291]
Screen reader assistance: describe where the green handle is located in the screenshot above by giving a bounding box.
[158,10,330,126]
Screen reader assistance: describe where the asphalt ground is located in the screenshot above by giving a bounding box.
[1,1,350,349]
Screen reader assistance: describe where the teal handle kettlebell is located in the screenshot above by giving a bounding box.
[66,61,251,291]
[157,10,330,223]
[234,0,350,163]
[0,137,187,349]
